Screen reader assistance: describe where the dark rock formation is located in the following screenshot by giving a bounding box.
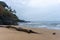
[0,14,18,25]
[53,32,56,35]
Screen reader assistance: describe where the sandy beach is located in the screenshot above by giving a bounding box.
[0,26,60,40]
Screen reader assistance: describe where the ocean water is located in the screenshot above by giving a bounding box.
[18,21,60,30]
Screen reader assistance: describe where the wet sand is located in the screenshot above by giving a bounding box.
[0,26,60,40]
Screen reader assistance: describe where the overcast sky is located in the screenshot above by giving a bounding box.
[1,0,60,21]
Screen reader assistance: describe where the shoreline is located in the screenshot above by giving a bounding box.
[0,25,60,30]
[18,25,60,30]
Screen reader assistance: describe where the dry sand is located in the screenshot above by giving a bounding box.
[0,26,60,40]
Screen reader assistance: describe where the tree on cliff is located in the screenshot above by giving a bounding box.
[0,1,20,25]
[0,1,8,8]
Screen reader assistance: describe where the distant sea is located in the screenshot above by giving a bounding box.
[18,21,60,30]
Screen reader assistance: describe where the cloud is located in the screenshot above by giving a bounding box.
[1,0,60,21]
[27,0,60,8]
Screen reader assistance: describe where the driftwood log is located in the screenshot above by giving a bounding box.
[5,25,40,34]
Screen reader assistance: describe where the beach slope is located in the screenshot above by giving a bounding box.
[0,27,60,40]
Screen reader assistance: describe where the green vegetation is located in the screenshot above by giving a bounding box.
[0,1,26,25]
[0,1,8,8]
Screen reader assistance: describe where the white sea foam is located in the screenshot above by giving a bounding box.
[19,21,60,30]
